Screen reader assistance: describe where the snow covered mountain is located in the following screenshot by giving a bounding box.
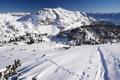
[0,8,95,44]
[18,7,95,35]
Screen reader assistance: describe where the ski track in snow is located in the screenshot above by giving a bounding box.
[96,44,120,80]
[97,47,109,80]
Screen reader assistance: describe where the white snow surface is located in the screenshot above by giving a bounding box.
[0,42,120,80]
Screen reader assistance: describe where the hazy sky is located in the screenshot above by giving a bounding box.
[0,0,120,13]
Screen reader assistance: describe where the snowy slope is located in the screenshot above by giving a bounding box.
[0,42,120,80]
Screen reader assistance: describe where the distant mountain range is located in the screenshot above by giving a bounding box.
[88,13,120,25]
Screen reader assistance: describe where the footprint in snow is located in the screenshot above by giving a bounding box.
[87,75,89,78]
[118,64,120,68]
[32,49,36,52]
[82,71,85,76]
[89,60,92,64]
[87,67,90,72]
[117,59,120,63]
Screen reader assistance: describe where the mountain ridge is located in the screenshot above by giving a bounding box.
[0,7,95,44]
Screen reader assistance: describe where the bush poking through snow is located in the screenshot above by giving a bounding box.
[0,59,21,80]
[63,46,71,49]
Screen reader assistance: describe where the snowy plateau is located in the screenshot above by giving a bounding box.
[0,8,120,80]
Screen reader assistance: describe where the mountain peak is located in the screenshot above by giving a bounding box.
[19,7,95,35]
[42,7,64,10]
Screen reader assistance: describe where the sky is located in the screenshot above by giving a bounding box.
[0,0,120,13]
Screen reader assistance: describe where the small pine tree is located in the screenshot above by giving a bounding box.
[0,72,2,78]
